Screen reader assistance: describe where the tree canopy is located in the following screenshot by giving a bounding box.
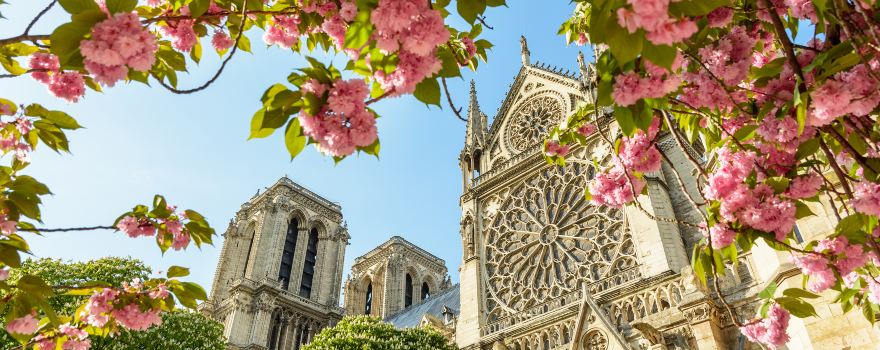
[303,316,457,350]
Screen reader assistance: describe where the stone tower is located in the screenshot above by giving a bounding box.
[201,177,349,350]
[343,236,452,319]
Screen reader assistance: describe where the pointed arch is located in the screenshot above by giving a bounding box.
[405,273,414,308]
[278,217,299,289]
[299,227,319,298]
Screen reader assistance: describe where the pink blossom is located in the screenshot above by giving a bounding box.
[80,12,157,86]
[757,116,798,144]
[851,181,880,216]
[0,104,13,116]
[868,278,880,304]
[545,141,570,157]
[83,288,118,327]
[706,7,733,28]
[28,52,59,84]
[16,117,32,135]
[149,283,170,299]
[786,174,822,199]
[35,338,55,350]
[62,339,91,350]
[299,79,377,157]
[374,50,441,95]
[588,164,646,207]
[834,242,868,276]
[460,36,477,61]
[740,304,791,349]
[339,1,357,22]
[703,147,756,201]
[321,15,348,47]
[612,67,680,106]
[785,0,817,22]
[578,123,597,137]
[792,253,836,292]
[0,214,17,236]
[616,0,697,45]
[644,20,698,46]
[171,231,191,250]
[164,219,183,235]
[738,189,796,240]
[6,313,39,335]
[48,72,86,103]
[159,19,197,52]
[618,128,661,173]
[59,323,88,341]
[810,64,880,126]
[0,268,9,281]
[116,216,157,238]
[111,303,162,330]
[211,32,235,51]
[263,15,301,48]
[576,33,588,46]
[703,224,736,249]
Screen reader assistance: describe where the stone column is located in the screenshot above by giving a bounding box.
[626,176,689,278]
[331,236,347,305]
[312,235,328,301]
[291,226,310,295]
[679,301,727,349]
[250,295,275,347]
[251,204,279,280]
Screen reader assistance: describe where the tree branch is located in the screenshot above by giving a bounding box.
[441,77,467,122]
[154,0,249,94]
[20,225,116,232]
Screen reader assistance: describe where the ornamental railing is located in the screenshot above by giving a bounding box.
[229,277,345,315]
[482,266,641,336]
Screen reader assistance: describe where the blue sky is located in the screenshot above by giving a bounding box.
[0,1,585,299]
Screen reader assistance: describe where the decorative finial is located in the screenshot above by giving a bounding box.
[520,35,530,66]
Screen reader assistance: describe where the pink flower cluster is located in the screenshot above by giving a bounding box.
[612,58,682,107]
[702,223,736,249]
[588,163,646,207]
[0,211,18,236]
[371,0,448,95]
[810,63,880,127]
[851,181,880,216]
[116,216,157,238]
[264,15,302,48]
[616,0,698,45]
[577,123,597,137]
[785,174,822,199]
[617,121,661,173]
[59,323,91,350]
[116,208,192,251]
[0,119,33,163]
[794,236,871,293]
[82,283,164,331]
[211,32,236,52]
[698,26,756,85]
[740,304,791,349]
[299,79,378,157]
[545,141,570,157]
[28,53,86,103]
[460,36,477,65]
[5,313,38,335]
[80,12,157,86]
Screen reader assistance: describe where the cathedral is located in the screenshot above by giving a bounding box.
[201,38,880,350]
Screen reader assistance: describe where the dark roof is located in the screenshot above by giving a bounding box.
[384,284,460,328]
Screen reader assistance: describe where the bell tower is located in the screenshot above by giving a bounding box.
[459,80,488,192]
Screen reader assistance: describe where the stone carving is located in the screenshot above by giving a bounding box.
[583,329,608,350]
[484,163,636,318]
[632,322,664,345]
[506,95,564,152]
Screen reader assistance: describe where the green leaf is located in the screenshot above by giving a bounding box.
[284,118,307,160]
[151,195,172,218]
[759,282,778,299]
[775,296,818,318]
[782,288,820,299]
[668,0,727,16]
[614,106,636,135]
[413,78,441,106]
[58,0,101,14]
[641,42,677,69]
[24,104,82,129]
[188,0,212,17]
[0,98,17,116]
[50,21,94,67]
[104,0,137,14]
[795,201,815,219]
[457,0,487,24]
[344,12,373,49]
[167,266,191,278]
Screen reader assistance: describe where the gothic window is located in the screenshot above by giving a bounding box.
[278,218,299,289]
[506,95,564,152]
[483,163,637,318]
[268,312,281,350]
[421,282,430,300]
[299,228,318,298]
[365,283,373,315]
[243,230,255,276]
[405,274,414,307]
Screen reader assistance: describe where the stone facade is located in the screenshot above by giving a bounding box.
[344,236,453,318]
[204,37,880,350]
[201,177,349,350]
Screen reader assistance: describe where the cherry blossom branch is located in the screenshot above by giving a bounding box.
[658,148,708,212]
[0,69,48,79]
[19,225,115,232]
[761,0,806,86]
[365,88,395,105]
[661,110,709,178]
[818,137,855,198]
[144,9,299,24]
[0,34,50,46]
[155,0,249,94]
[23,0,56,47]
[441,77,467,122]
[823,125,879,174]
[476,15,494,30]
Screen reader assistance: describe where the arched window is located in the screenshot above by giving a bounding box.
[268,312,281,350]
[242,230,255,276]
[365,283,373,315]
[278,218,298,289]
[299,228,319,298]
[421,282,430,300]
[404,273,414,307]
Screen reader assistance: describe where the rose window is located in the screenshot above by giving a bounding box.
[484,163,637,317]
[507,95,564,152]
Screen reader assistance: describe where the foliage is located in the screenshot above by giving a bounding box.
[0,257,223,350]
[303,316,457,350]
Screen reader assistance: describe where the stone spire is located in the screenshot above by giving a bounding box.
[577,51,590,87]
[520,35,530,66]
[464,80,486,148]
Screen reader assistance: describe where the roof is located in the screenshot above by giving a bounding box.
[353,236,446,267]
[384,284,460,328]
